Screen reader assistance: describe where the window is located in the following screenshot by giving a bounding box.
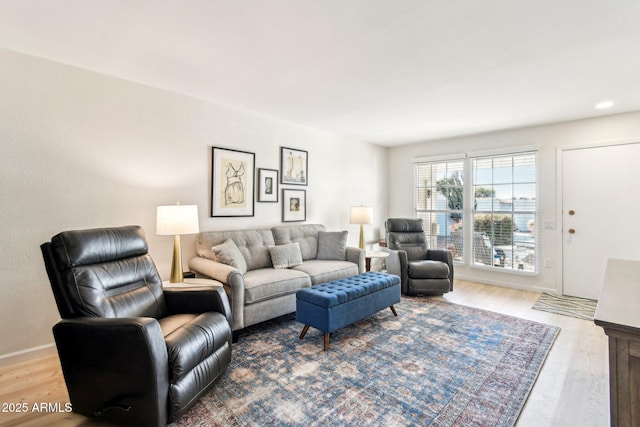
[415,151,537,273]
[472,152,536,272]
[414,159,465,262]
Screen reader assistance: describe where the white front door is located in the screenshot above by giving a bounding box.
[562,142,640,299]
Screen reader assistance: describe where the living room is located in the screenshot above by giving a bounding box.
[2,1,640,426]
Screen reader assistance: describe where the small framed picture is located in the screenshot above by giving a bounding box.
[282,189,306,222]
[257,168,278,203]
[211,146,255,217]
[280,147,308,186]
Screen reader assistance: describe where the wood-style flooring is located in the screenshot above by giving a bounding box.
[0,280,609,426]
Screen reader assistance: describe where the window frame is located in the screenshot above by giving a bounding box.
[413,156,466,264]
[470,151,538,274]
[414,148,538,275]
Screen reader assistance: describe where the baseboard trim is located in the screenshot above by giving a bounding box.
[455,273,556,295]
[0,343,56,368]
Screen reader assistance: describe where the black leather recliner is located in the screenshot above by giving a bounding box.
[40,225,232,427]
[385,218,454,295]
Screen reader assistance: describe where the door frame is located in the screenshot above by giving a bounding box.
[556,137,640,296]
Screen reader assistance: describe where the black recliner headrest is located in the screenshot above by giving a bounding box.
[385,218,424,233]
[50,225,148,268]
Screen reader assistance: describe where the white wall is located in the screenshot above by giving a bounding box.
[388,110,640,293]
[0,48,388,361]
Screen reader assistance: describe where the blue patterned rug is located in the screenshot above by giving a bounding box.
[171,297,559,426]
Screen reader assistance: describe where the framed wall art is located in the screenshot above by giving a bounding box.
[280,147,308,185]
[282,189,306,222]
[257,168,278,203]
[211,146,255,217]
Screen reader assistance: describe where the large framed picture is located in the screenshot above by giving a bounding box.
[282,189,306,222]
[257,168,278,203]
[211,146,255,217]
[280,147,308,185]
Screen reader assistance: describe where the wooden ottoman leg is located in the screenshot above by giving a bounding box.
[324,333,330,351]
[390,305,398,316]
[300,325,310,340]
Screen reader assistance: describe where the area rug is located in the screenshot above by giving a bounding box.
[532,292,597,320]
[171,297,559,427]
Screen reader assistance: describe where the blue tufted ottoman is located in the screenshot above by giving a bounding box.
[296,271,401,351]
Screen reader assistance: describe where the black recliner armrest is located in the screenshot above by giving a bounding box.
[427,249,454,287]
[53,317,169,427]
[384,248,409,294]
[163,286,232,324]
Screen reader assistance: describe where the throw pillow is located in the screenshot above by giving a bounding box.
[211,239,247,274]
[269,242,303,269]
[316,230,348,261]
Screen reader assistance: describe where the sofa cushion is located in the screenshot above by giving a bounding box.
[272,224,325,260]
[269,242,303,269]
[291,260,359,285]
[316,230,348,261]
[243,268,311,304]
[211,239,247,274]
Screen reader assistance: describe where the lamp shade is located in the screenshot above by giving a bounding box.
[156,205,199,235]
[349,206,373,225]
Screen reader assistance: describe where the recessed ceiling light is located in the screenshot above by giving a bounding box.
[595,101,614,109]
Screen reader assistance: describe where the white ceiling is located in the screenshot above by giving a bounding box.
[1,0,639,146]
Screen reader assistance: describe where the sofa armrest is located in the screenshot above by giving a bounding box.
[384,248,409,294]
[188,256,238,283]
[52,317,169,426]
[188,256,246,331]
[164,286,232,324]
[426,249,454,288]
[346,247,366,273]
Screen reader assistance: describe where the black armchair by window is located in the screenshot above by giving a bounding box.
[40,225,232,427]
[385,218,453,295]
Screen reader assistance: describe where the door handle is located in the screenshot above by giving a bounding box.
[568,228,576,234]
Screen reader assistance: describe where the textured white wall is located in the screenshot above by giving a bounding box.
[0,48,388,359]
[388,110,640,293]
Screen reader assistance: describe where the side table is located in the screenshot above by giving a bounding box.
[365,250,389,272]
[162,277,223,288]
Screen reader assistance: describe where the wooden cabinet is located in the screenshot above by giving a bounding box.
[594,259,640,427]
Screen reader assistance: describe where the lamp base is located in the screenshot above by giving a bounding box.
[359,224,365,250]
[169,234,184,283]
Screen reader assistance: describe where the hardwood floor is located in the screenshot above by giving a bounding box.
[0,279,609,426]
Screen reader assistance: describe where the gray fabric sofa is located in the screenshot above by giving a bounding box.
[189,224,365,339]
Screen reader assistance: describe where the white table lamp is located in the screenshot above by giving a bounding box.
[156,204,199,283]
[350,206,373,250]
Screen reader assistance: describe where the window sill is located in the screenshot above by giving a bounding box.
[470,263,538,276]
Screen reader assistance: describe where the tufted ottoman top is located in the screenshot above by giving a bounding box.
[296,272,400,308]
